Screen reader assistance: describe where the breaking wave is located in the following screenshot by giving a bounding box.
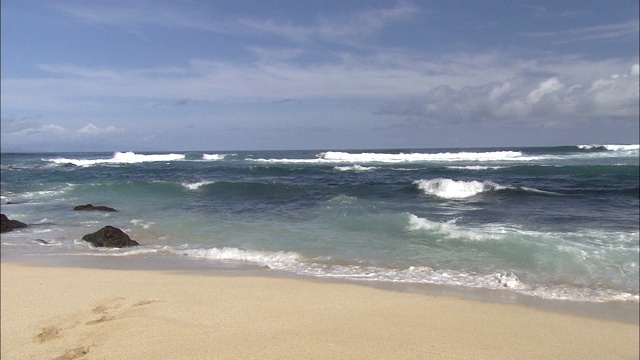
[334,165,377,171]
[181,181,215,190]
[70,243,638,303]
[319,150,532,163]
[413,178,505,199]
[577,144,639,151]
[412,179,560,199]
[46,152,231,166]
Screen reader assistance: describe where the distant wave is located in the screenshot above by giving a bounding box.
[203,154,228,160]
[251,150,538,164]
[334,165,377,171]
[46,152,230,166]
[43,146,639,167]
[254,147,638,164]
[577,144,639,151]
[447,165,506,170]
[319,151,533,163]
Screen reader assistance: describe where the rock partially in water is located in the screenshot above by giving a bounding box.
[82,226,139,248]
[74,204,118,212]
[0,214,28,233]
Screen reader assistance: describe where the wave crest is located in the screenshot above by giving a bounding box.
[47,152,231,166]
[414,178,503,199]
[578,144,639,151]
[320,150,529,163]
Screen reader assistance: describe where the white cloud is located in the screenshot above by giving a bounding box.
[3,51,637,135]
[527,77,565,104]
[377,63,639,124]
[1,118,124,143]
[77,123,124,135]
[239,2,419,44]
[520,19,639,43]
[5,51,632,109]
[56,2,226,35]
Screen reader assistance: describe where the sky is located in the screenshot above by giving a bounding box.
[1,0,639,152]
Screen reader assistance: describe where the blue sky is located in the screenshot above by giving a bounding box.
[1,1,638,151]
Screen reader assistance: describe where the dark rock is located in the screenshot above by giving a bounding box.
[74,204,117,212]
[63,162,78,167]
[1,214,28,233]
[82,226,139,248]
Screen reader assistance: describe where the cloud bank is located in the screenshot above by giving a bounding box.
[376,64,639,125]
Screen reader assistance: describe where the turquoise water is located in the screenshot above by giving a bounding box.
[1,145,638,302]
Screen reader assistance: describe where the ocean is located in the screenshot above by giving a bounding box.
[1,145,638,304]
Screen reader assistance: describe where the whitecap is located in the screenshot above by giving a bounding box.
[413,178,504,199]
[334,165,377,171]
[320,150,532,163]
[203,154,228,160]
[181,181,215,190]
[251,150,538,164]
[47,152,186,166]
[578,144,639,151]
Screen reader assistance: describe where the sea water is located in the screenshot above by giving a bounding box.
[1,145,638,303]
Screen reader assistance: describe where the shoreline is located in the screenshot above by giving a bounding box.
[2,249,639,326]
[2,261,638,359]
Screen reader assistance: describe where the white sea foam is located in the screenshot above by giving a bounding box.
[520,186,562,195]
[181,181,215,190]
[203,154,228,160]
[131,219,154,229]
[57,242,637,303]
[578,144,639,151]
[320,150,532,163]
[84,247,166,256]
[251,147,639,164]
[334,165,377,171]
[252,150,538,164]
[413,178,504,199]
[447,165,505,170]
[406,214,502,241]
[14,187,73,202]
[47,152,186,166]
[174,247,302,268]
[293,262,637,302]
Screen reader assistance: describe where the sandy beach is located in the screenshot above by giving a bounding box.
[1,262,638,359]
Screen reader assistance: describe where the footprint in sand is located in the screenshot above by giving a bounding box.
[35,297,159,356]
[36,326,60,343]
[132,299,158,307]
[84,298,158,325]
[84,315,114,326]
[51,346,90,360]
